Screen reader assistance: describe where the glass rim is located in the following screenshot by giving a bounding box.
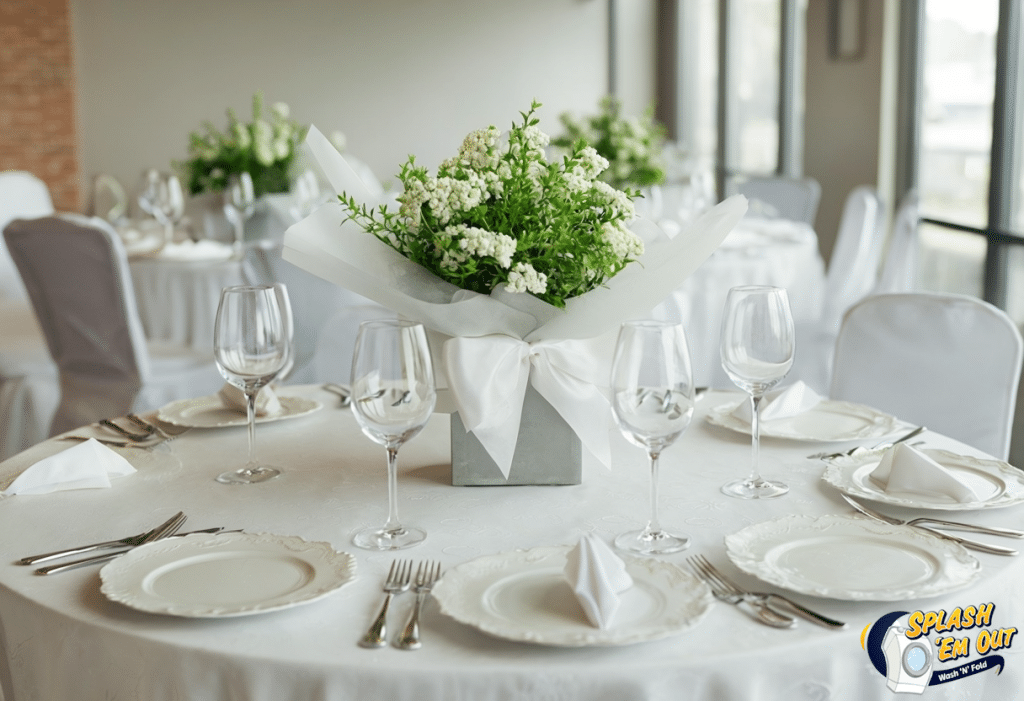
[727,285,786,294]
[358,318,423,330]
[220,284,275,294]
[621,319,681,329]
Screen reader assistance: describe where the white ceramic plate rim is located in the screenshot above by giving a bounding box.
[706,399,900,442]
[99,532,356,617]
[821,448,1024,511]
[431,545,713,647]
[725,514,980,601]
[156,394,322,428]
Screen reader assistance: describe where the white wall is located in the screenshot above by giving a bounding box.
[69,0,656,198]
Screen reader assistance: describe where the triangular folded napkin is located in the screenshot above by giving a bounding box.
[868,443,981,502]
[2,439,136,496]
[217,383,282,417]
[732,381,822,423]
[564,534,634,629]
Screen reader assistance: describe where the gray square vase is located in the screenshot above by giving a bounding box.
[451,384,582,486]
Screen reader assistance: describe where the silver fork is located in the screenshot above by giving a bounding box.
[99,418,152,442]
[127,414,189,442]
[808,426,926,461]
[395,561,442,650]
[687,556,795,628]
[359,560,412,648]
[690,555,846,628]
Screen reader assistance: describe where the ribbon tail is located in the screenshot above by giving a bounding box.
[529,360,612,470]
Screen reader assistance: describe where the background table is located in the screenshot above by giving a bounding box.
[0,386,1020,700]
[654,216,825,388]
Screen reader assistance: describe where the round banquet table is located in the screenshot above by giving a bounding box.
[0,386,1021,701]
[654,216,825,388]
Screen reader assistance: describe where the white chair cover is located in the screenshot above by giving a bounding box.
[874,190,919,294]
[831,292,1023,460]
[4,215,222,435]
[0,171,55,300]
[244,241,394,384]
[729,175,822,225]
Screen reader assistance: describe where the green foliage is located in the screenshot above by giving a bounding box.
[552,96,667,190]
[339,101,644,309]
[178,92,307,197]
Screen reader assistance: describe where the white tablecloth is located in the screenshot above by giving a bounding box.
[654,216,825,388]
[0,299,58,461]
[128,254,245,353]
[0,386,1020,700]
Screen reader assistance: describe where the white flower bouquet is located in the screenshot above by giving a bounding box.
[283,103,746,483]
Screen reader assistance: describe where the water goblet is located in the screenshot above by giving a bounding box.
[719,285,795,499]
[223,172,255,258]
[351,320,436,550]
[213,285,290,485]
[610,320,696,555]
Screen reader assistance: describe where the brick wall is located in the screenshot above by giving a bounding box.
[0,0,79,211]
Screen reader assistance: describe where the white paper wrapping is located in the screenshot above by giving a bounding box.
[283,125,747,477]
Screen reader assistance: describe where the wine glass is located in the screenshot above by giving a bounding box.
[223,172,255,258]
[350,320,436,550]
[213,285,290,485]
[719,285,795,499]
[610,320,695,555]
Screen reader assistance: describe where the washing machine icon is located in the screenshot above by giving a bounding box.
[881,623,933,694]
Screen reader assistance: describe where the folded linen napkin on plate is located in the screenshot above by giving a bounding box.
[732,381,822,423]
[564,534,633,629]
[217,383,283,417]
[2,439,136,496]
[868,444,982,502]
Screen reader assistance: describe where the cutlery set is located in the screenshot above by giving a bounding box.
[806,425,926,461]
[360,560,442,650]
[59,414,189,449]
[17,513,228,575]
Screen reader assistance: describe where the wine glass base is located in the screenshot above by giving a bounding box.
[721,478,788,499]
[216,465,282,485]
[353,525,426,551]
[614,528,690,556]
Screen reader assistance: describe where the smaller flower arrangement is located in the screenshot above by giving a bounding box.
[552,96,668,191]
[338,101,643,310]
[180,92,306,198]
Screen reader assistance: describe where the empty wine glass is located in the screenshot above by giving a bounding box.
[213,285,290,485]
[350,320,436,550]
[610,320,695,555]
[719,285,795,499]
[223,172,255,259]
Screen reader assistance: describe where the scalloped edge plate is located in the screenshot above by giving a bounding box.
[822,448,1024,511]
[99,532,355,617]
[707,399,900,442]
[156,394,322,428]
[432,545,713,647]
[725,514,980,601]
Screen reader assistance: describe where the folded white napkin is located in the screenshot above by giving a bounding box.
[868,444,981,502]
[217,383,283,417]
[2,439,136,496]
[564,534,633,629]
[732,381,822,423]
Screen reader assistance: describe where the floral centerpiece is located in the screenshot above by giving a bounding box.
[281,102,746,485]
[179,91,306,198]
[552,96,667,191]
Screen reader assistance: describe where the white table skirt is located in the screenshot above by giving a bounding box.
[128,256,246,352]
[0,300,58,461]
[654,216,825,388]
[0,385,1020,700]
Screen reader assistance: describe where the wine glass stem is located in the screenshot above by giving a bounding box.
[245,388,258,469]
[383,446,402,532]
[647,449,662,533]
[749,393,763,483]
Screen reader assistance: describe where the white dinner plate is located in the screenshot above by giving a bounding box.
[725,515,980,601]
[100,532,356,617]
[822,448,1024,511]
[706,399,900,442]
[156,394,322,428]
[432,546,713,647]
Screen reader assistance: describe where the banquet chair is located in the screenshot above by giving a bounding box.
[873,190,919,294]
[789,186,884,393]
[830,292,1023,460]
[728,174,822,225]
[244,241,393,384]
[0,171,55,300]
[4,215,223,435]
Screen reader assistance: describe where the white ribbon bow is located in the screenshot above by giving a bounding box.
[443,334,614,479]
